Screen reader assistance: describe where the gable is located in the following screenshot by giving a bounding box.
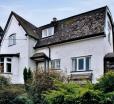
[4,12,39,40]
[1,15,27,47]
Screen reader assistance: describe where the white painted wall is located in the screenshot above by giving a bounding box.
[0,11,113,84]
[28,37,37,71]
[0,15,36,84]
[36,37,107,83]
[35,13,114,83]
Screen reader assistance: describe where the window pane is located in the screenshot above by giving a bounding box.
[51,59,60,69]
[56,60,60,69]
[86,57,90,70]
[48,27,54,36]
[9,34,16,46]
[13,35,16,45]
[7,58,11,62]
[78,58,84,70]
[7,63,11,73]
[72,58,77,71]
[42,29,47,38]
[0,58,4,62]
[0,63,4,73]
[51,61,55,69]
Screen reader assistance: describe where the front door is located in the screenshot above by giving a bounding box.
[37,62,45,70]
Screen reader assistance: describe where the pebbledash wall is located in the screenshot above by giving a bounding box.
[35,14,113,83]
[0,15,36,84]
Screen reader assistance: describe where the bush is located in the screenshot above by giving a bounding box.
[101,92,114,104]
[28,68,32,81]
[95,71,114,93]
[0,89,19,104]
[0,84,25,104]
[26,69,65,104]
[23,67,28,83]
[79,90,102,104]
[23,67,33,84]
[13,93,34,104]
[0,75,10,87]
[43,81,102,104]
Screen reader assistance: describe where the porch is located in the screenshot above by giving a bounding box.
[31,52,50,70]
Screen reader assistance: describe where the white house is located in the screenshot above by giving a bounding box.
[0,6,114,84]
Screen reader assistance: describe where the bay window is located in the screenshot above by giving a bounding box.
[72,56,91,72]
[0,57,12,73]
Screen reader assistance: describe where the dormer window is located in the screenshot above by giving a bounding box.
[42,27,54,38]
[8,33,16,46]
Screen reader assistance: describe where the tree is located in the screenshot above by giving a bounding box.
[23,67,28,83]
[28,68,32,80]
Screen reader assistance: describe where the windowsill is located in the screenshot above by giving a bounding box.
[8,44,16,47]
[70,70,93,73]
[0,72,12,75]
[42,34,54,39]
[51,68,61,70]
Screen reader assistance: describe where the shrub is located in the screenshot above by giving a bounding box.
[79,90,102,104]
[23,67,28,83]
[43,80,105,104]
[23,67,33,84]
[101,91,114,104]
[13,93,34,104]
[28,68,32,80]
[43,81,82,104]
[0,75,10,88]
[0,89,19,104]
[95,71,114,93]
[0,84,25,104]
[26,69,65,104]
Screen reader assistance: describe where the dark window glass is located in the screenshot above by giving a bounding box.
[7,58,11,62]
[78,58,84,70]
[0,58,4,62]
[86,57,90,70]
[7,63,11,73]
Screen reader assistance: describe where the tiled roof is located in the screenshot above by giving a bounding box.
[0,26,4,44]
[35,6,108,48]
[31,52,50,61]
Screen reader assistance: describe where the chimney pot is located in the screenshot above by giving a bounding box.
[53,17,57,22]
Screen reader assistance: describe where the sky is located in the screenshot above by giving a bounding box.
[0,0,114,29]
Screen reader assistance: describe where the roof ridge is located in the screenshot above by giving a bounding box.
[38,6,107,28]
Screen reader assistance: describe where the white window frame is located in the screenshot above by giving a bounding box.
[0,57,12,73]
[6,57,12,73]
[42,27,54,38]
[72,56,91,72]
[51,59,60,69]
[77,57,85,71]
[8,33,16,46]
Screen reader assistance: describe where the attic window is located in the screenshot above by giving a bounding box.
[42,27,54,38]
